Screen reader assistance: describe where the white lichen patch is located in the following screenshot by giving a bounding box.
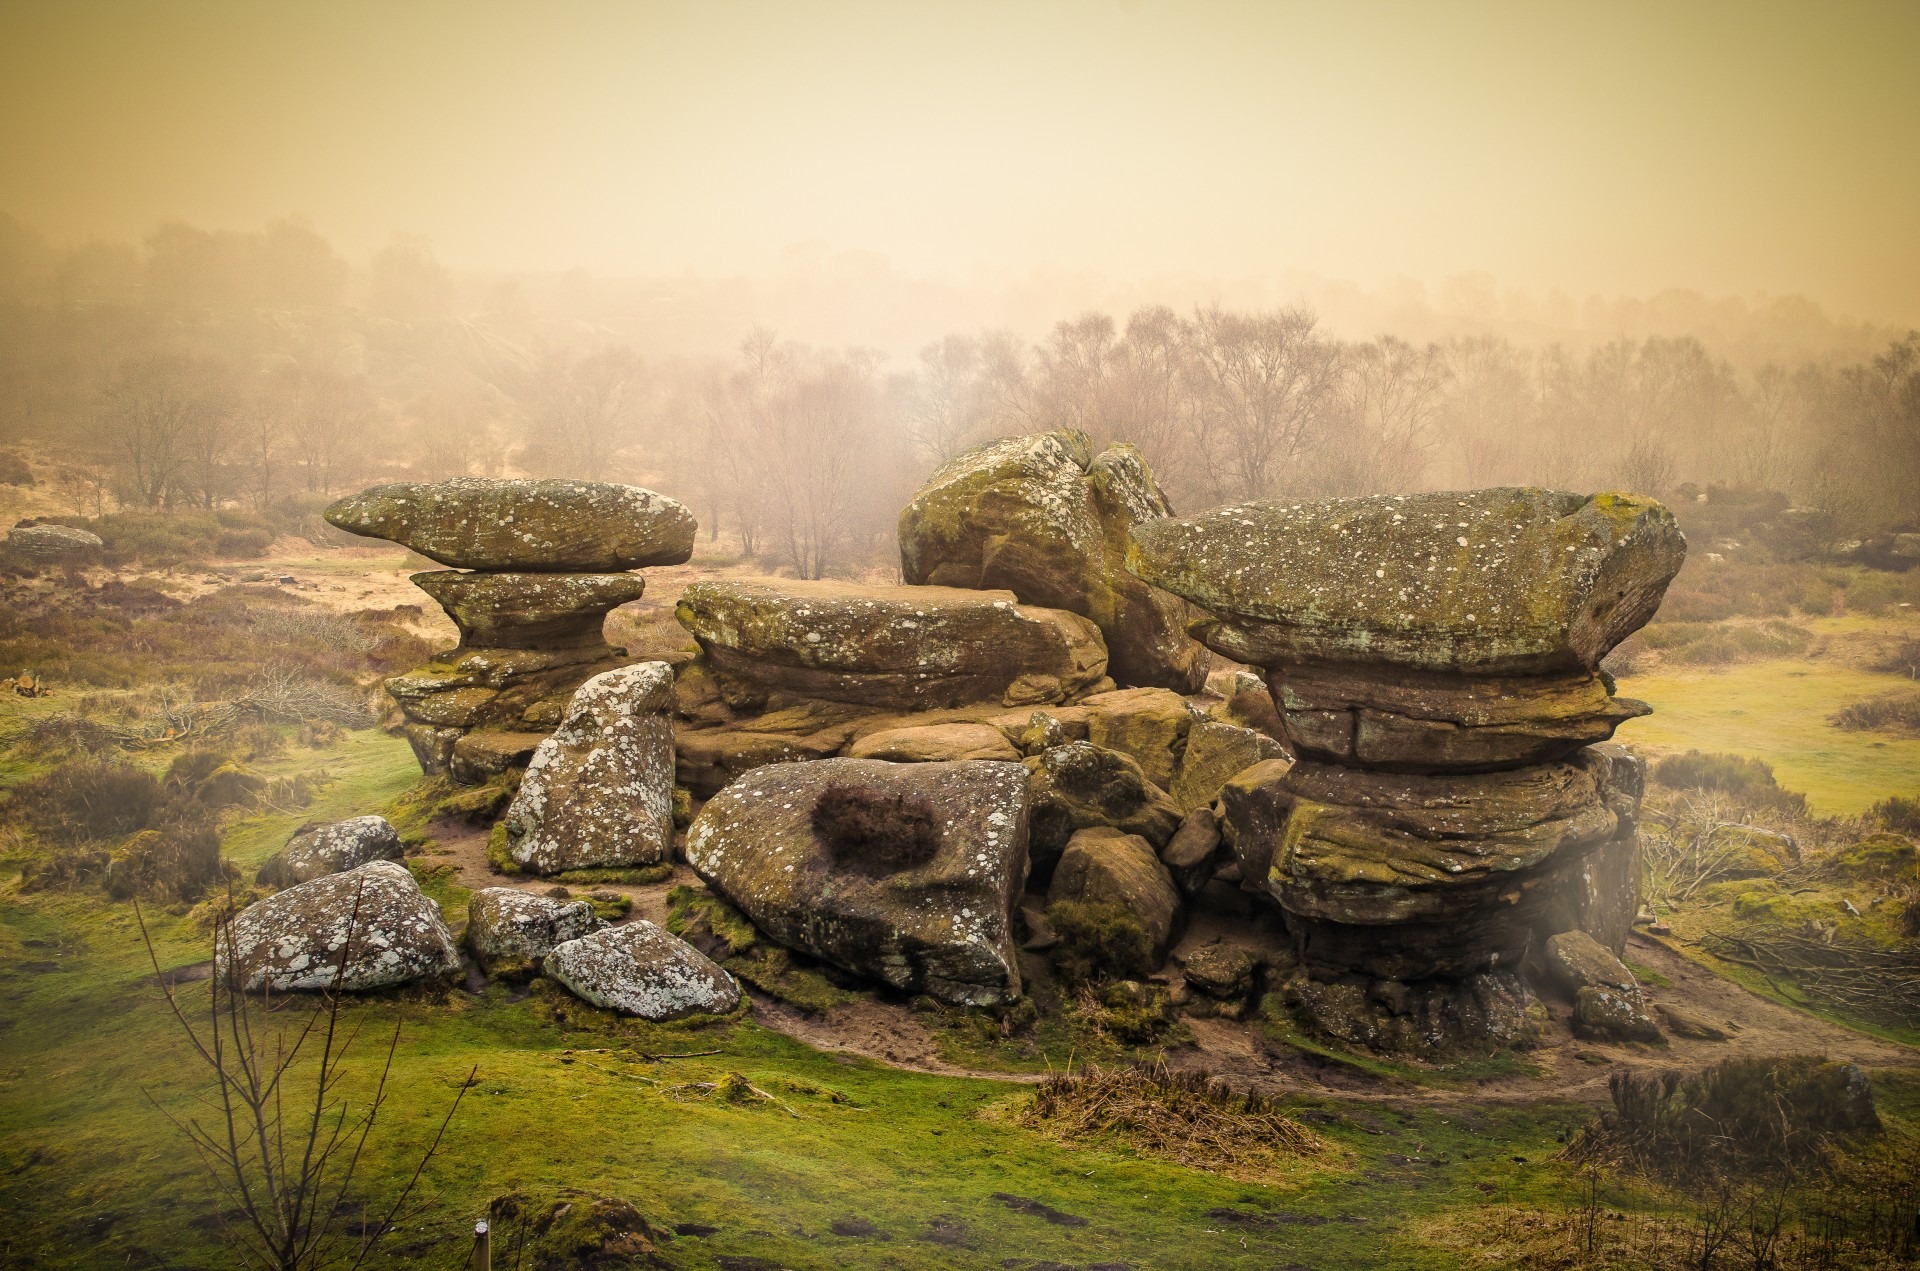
[544,921,740,1019]
[220,861,461,993]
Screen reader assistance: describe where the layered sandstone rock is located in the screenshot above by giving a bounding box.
[899,429,1208,691]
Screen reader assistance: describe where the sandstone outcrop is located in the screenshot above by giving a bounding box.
[1024,741,1182,878]
[1142,488,1681,1053]
[220,861,461,993]
[544,921,740,1019]
[256,815,403,888]
[847,722,1021,763]
[465,887,602,975]
[325,478,694,779]
[899,429,1208,691]
[676,579,1107,711]
[684,757,1030,1006]
[503,662,675,874]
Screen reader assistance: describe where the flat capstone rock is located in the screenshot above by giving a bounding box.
[544,920,740,1019]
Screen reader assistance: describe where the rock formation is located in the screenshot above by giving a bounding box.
[685,757,1031,1006]
[324,478,694,780]
[544,921,741,1019]
[502,661,676,874]
[1047,827,1184,961]
[1132,488,1684,1053]
[6,521,104,565]
[465,887,602,976]
[256,815,404,888]
[899,429,1208,691]
[220,860,461,993]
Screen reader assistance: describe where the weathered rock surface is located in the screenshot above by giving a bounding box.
[324,478,695,571]
[847,722,1021,763]
[1047,827,1183,960]
[465,887,601,974]
[1128,488,1686,676]
[411,570,646,649]
[544,921,740,1019]
[684,757,1030,1006]
[7,522,103,564]
[256,815,403,889]
[1573,986,1664,1044]
[1083,687,1193,791]
[504,662,676,874]
[676,579,1107,711]
[1025,741,1183,878]
[899,429,1209,691]
[1287,969,1546,1056]
[1170,718,1288,812]
[221,861,461,993]
[1162,808,1224,896]
[1543,929,1639,996]
[1182,943,1259,1001]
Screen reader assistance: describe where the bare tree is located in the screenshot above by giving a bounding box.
[1183,305,1342,503]
[1314,336,1450,495]
[99,353,221,508]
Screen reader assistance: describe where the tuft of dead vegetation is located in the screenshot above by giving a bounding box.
[1831,691,1920,736]
[810,781,940,871]
[1017,1063,1321,1181]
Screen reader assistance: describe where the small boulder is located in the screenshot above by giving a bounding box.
[6,522,104,564]
[465,887,601,975]
[1656,1003,1732,1041]
[324,478,696,571]
[848,722,1020,763]
[1025,741,1182,877]
[1047,827,1182,961]
[685,757,1030,1006]
[504,662,676,874]
[1182,943,1258,1001]
[1543,929,1639,997]
[221,861,461,993]
[1161,808,1223,896]
[257,815,404,889]
[543,921,740,1020]
[1572,986,1665,1044]
[1170,718,1288,812]
[1083,687,1193,791]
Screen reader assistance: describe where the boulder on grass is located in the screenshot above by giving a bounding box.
[466,887,601,975]
[1047,827,1182,961]
[685,757,1031,1006]
[543,921,740,1020]
[7,522,103,564]
[257,816,403,889]
[221,861,461,993]
[504,662,675,874]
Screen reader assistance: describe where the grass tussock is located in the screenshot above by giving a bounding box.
[1832,691,1920,737]
[1017,1063,1322,1182]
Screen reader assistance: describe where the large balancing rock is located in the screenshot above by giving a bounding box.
[675,579,1107,711]
[899,430,1208,692]
[324,478,695,572]
[1127,488,1686,768]
[219,861,462,993]
[684,757,1031,1006]
[504,662,676,874]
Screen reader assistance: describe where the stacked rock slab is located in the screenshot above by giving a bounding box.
[324,478,695,780]
[899,429,1209,692]
[1130,488,1685,1053]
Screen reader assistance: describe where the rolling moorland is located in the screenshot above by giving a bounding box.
[2,459,1919,1271]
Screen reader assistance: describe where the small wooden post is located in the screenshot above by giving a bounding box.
[472,1219,491,1271]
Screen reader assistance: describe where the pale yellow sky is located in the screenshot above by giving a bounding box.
[2,0,1916,322]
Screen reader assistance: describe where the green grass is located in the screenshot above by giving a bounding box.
[1619,644,1920,816]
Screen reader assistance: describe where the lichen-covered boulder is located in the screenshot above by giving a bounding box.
[504,662,675,874]
[6,522,103,564]
[411,571,646,649]
[1543,929,1639,997]
[847,722,1021,763]
[220,861,461,992]
[1128,488,1686,676]
[256,815,403,889]
[1573,986,1664,1044]
[675,579,1107,711]
[465,887,602,975]
[1047,827,1183,960]
[1024,741,1183,878]
[1083,687,1193,791]
[684,757,1031,1006]
[899,430,1208,692]
[544,921,740,1019]
[324,478,695,571]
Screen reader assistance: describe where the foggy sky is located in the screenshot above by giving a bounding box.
[3,0,1917,324]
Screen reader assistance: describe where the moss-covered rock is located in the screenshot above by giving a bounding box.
[1046,827,1183,962]
[1024,741,1183,879]
[1170,717,1288,812]
[411,569,647,649]
[1083,686,1193,790]
[1827,832,1919,882]
[465,886,600,976]
[543,920,740,1020]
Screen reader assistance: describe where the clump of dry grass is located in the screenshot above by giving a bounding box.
[1016,1063,1321,1180]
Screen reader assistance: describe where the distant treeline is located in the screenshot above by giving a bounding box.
[2,215,1915,579]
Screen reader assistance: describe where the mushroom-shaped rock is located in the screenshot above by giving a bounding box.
[504,662,676,874]
[220,861,461,993]
[323,478,695,571]
[1024,741,1182,878]
[847,722,1021,763]
[411,571,646,649]
[543,921,740,1020]
[675,579,1107,711]
[6,522,104,564]
[465,887,602,975]
[1047,827,1183,961]
[684,757,1031,1006]
[898,429,1208,691]
[256,815,404,889]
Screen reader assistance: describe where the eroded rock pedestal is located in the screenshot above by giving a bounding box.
[1133,488,1684,1054]
[324,478,695,780]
